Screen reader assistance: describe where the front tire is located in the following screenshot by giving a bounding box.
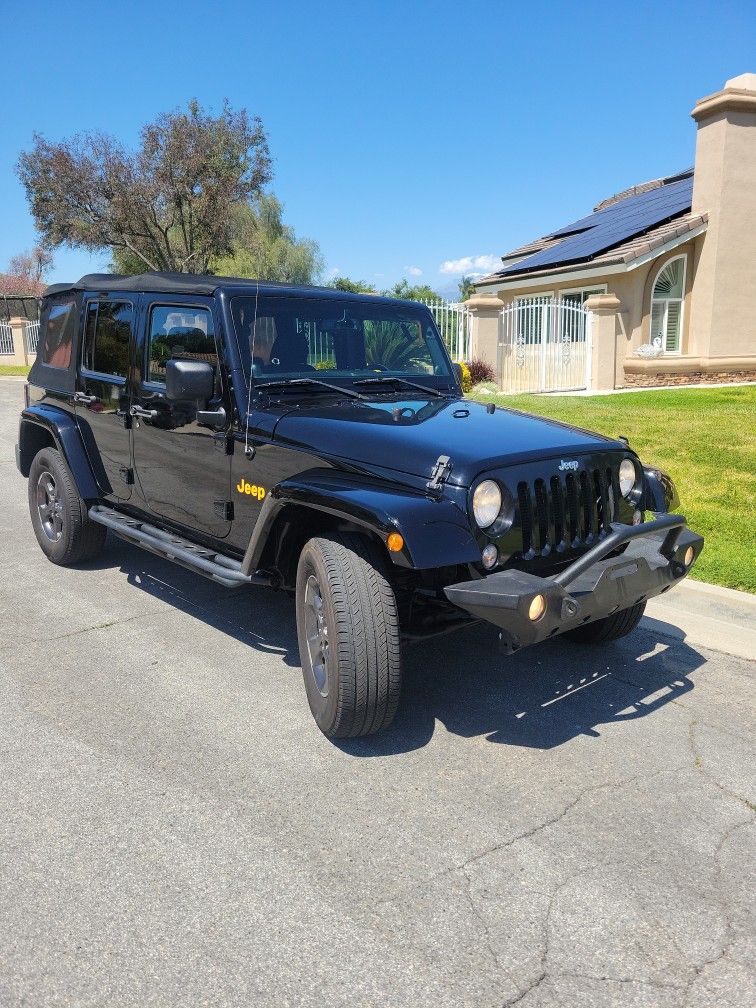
[295,533,402,738]
[563,600,646,644]
[28,448,107,565]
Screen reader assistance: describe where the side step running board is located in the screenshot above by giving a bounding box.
[89,506,273,589]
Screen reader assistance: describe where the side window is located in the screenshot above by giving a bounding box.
[82,301,133,378]
[38,298,76,369]
[147,305,217,385]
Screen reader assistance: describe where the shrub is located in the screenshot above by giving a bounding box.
[314,358,337,370]
[472,381,498,395]
[468,357,495,386]
[457,360,472,392]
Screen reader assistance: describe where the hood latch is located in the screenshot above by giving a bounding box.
[426,455,452,498]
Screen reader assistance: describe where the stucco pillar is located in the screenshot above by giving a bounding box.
[464,293,502,377]
[689,73,756,361]
[584,294,623,391]
[8,317,31,367]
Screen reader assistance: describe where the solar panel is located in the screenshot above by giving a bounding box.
[499,174,693,276]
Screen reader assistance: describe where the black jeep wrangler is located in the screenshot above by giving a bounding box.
[17,273,703,737]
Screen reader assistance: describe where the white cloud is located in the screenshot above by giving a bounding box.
[439,254,500,276]
[326,267,341,278]
[404,265,423,276]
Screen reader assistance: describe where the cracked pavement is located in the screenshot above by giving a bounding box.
[1,381,754,1007]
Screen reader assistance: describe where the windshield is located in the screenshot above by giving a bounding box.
[231,296,454,390]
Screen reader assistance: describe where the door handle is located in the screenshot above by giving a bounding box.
[73,392,98,404]
[130,405,159,419]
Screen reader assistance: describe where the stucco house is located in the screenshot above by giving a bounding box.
[471,73,756,390]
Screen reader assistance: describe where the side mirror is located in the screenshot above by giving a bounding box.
[165,359,214,402]
[453,362,463,388]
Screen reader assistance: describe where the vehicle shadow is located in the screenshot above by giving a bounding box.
[341,621,705,756]
[83,539,707,757]
[83,537,302,669]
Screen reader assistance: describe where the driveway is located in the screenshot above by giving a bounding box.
[1,380,754,1007]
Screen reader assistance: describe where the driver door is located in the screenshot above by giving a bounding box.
[130,296,233,538]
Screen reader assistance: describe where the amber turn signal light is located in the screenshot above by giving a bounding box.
[387,532,404,553]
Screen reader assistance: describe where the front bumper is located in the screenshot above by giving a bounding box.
[444,515,703,653]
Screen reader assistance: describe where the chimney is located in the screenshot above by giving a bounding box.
[688,74,756,360]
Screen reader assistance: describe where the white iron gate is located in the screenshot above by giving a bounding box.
[24,320,40,355]
[0,321,14,355]
[499,297,592,392]
[423,300,471,361]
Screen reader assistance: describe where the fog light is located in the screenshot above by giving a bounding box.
[481,544,498,569]
[387,532,404,553]
[528,594,546,621]
[683,545,695,567]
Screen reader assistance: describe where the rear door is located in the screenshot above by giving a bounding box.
[130,295,233,538]
[77,295,135,501]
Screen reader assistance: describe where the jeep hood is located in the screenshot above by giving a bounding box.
[270,396,626,487]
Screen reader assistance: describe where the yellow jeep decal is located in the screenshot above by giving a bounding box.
[236,479,266,500]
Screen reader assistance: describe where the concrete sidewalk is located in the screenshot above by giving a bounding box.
[645,579,756,661]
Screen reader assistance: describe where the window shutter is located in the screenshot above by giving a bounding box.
[665,302,682,353]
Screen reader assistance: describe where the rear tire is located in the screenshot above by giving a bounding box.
[295,533,402,738]
[28,448,107,565]
[563,600,646,644]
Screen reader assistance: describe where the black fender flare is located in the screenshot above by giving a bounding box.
[18,404,101,500]
[241,469,481,574]
[641,465,680,515]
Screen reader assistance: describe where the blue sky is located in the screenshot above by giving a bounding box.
[1,0,754,295]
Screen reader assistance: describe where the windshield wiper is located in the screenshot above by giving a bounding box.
[353,376,447,398]
[254,378,367,400]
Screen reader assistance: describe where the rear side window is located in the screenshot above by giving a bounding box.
[147,305,217,385]
[38,299,76,369]
[82,301,133,378]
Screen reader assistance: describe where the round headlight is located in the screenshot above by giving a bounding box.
[619,458,638,497]
[473,480,502,528]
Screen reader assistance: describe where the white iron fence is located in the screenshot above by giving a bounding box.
[296,300,472,368]
[0,321,14,355]
[423,300,471,361]
[24,320,40,355]
[499,297,592,393]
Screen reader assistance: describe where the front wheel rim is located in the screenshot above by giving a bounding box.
[36,471,64,542]
[304,575,330,696]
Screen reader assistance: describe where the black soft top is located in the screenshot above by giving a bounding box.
[43,272,406,307]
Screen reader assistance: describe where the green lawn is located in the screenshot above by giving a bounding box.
[0,365,30,376]
[472,386,756,593]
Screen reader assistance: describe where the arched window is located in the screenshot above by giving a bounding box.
[650,256,686,354]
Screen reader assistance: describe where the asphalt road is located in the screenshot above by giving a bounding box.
[1,380,754,1008]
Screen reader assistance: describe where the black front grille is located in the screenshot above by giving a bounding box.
[517,466,620,558]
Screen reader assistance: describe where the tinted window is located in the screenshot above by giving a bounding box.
[231,296,451,384]
[82,301,133,378]
[39,299,76,369]
[147,305,217,384]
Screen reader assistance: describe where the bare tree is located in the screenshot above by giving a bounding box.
[7,246,53,284]
[0,246,53,296]
[17,100,272,274]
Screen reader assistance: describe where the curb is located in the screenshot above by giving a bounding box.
[681,577,756,607]
[645,577,756,661]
